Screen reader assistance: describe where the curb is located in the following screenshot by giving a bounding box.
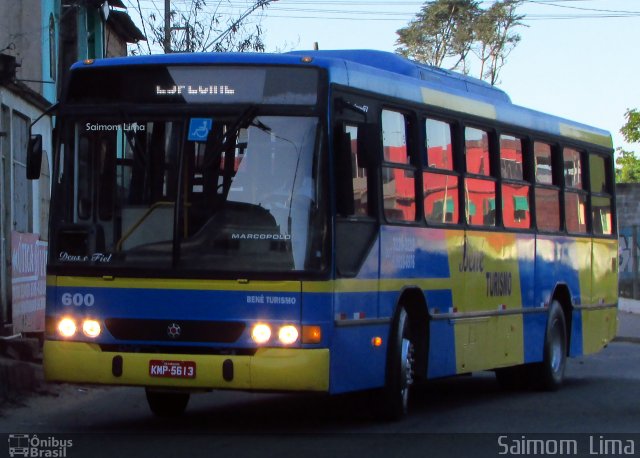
[613,336,640,344]
[618,298,640,315]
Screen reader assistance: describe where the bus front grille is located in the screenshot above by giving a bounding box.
[104,318,245,343]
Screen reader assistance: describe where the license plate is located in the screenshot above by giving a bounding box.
[149,360,196,379]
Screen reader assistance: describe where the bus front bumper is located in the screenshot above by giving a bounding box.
[44,340,329,392]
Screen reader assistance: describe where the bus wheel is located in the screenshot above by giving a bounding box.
[535,300,568,391]
[145,389,190,417]
[382,307,415,420]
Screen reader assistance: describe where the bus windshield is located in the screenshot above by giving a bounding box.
[50,112,326,275]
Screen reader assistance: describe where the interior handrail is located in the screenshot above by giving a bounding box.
[115,201,175,252]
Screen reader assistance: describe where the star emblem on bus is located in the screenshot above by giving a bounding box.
[167,323,181,339]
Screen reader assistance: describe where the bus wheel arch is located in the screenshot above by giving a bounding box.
[550,283,573,356]
[381,287,429,420]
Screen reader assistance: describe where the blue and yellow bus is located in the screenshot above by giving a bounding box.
[31,50,617,419]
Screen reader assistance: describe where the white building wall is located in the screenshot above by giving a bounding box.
[0,86,52,327]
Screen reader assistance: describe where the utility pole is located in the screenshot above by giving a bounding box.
[164,0,171,53]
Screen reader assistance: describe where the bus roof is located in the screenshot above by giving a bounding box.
[71,50,613,149]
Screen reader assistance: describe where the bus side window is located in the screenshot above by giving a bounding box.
[424,118,459,225]
[381,109,416,222]
[346,124,369,216]
[335,123,368,217]
[500,134,530,229]
[563,147,587,234]
[534,142,560,232]
[464,127,495,227]
[334,120,378,277]
[590,153,613,235]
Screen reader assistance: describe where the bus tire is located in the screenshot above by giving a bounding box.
[535,300,568,391]
[382,307,415,420]
[145,389,190,417]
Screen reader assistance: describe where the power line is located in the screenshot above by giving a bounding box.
[124,0,640,28]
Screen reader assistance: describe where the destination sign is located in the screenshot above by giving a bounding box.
[67,65,319,106]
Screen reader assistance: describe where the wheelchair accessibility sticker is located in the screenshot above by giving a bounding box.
[188,118,213,142]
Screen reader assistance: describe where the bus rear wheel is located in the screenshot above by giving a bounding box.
[534,300,568,391]
[381,307,415,420]
[145,389,190,417]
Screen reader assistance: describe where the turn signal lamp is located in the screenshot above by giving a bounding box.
[58,318,77,338]
[251,323,272,344]
[82,319,102,338]
[372,337,383,347]
[278,325,299,345]
[302,326,322,344]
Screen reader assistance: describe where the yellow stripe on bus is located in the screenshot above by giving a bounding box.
[421,87,497,119]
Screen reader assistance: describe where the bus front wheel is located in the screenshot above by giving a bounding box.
[145,389,190,417]
[382,307,415,420]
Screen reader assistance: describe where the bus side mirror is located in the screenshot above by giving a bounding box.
[26,134,43,180]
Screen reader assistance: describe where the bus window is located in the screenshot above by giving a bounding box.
[382,110,416,222]
[500,135,523,180]
[465,127,490,176]
[565,191,587,233]
[346,124,369,217]
[502,183,530,229]
[589,154,608,194]
[564,147,587,233]
[382,110,409,164]
[534,142,553,184]
[592,196,612,235]
[590,153,613,235]
[424,172,459,224]
[563,147,583,189]
[465,177,496,226]
[425,118,453,170]
[535,187,560,232]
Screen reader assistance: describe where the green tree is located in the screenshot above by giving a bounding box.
[395,0,525,85]
[616,150,640,183]
[474,0,525,85]
[616,108,640,183]
[621,108,640,144]
[396,0,478,70]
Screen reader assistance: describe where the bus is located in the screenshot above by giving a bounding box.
[29,49,618,419]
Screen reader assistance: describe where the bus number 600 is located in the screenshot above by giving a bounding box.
[61,293,95,307]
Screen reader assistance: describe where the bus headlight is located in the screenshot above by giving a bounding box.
[251,323,272,344]
[82,319,101,338]
[57,318,77,338]
[278,325,299,345]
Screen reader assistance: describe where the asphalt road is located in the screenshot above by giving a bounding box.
[1,339,639,458]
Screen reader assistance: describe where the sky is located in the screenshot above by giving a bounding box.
[126,0,640,152]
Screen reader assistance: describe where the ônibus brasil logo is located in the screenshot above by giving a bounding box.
[8,434,73,457]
